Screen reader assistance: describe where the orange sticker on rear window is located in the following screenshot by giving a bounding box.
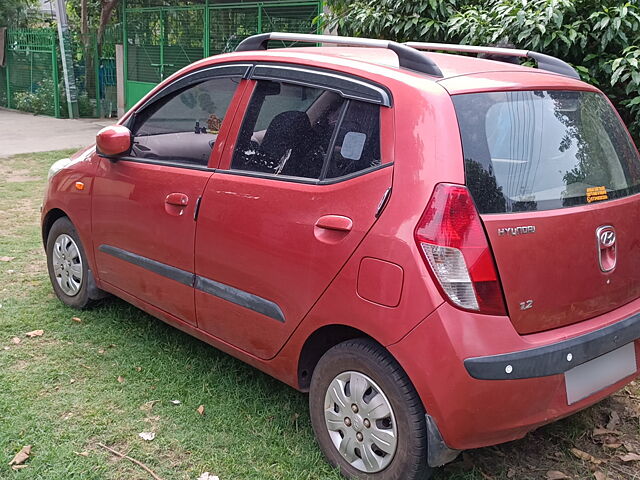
[586,186,608,203]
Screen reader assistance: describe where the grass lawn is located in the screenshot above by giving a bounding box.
[1,150,639,480]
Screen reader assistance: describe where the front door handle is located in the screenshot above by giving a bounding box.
[315,215,353,232]
[165,193,189,207]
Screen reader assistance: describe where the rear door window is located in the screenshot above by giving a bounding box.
[453,90,640,213]
[231,80,344,179]
[230,79,382,181]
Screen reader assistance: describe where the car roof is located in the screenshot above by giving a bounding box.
[199,46,594,95]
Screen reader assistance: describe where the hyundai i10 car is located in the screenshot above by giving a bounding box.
[42,32,640,479]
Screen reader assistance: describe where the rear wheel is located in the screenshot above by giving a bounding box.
[309,339,432,480]
[46,217,96,309]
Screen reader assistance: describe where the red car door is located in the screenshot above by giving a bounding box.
[194,69,394,359]
[92,66,250,325]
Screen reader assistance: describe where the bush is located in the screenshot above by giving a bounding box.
[14,78,58,115]
[325,0,640,144]
[13,77,95,117]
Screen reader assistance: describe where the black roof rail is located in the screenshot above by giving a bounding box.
[405,42,580,79]
[235,32,444,78]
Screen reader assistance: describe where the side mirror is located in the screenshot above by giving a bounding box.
[96,125,132,157]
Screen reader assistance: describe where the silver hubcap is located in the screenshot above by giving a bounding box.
[52,234,83,296]
[324,371,397,473]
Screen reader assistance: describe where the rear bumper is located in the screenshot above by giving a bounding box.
[388,299,640,452]
[465,311,640,380]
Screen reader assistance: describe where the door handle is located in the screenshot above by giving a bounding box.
[315,215,353,232]
[165,193,189,207]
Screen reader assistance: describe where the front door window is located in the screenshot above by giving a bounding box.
[130,77,240,166]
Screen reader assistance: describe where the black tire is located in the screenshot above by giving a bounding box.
[46,217,99,309]
[309,339,432,480]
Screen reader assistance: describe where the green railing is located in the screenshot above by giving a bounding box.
[0,27,118,118]
[123,0,323,108]
[209,1,322,54]
[0,1,323,116]
[0,29,60,117]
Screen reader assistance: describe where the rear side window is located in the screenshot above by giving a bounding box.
[231,80,381,181]
[325,101,381,179]
[453,90,640,213]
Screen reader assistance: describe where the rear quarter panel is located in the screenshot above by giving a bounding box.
[270,74,467,384]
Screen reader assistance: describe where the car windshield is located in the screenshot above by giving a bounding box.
[453,90,640,213]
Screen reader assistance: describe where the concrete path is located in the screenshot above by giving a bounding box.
[0,108,116,157]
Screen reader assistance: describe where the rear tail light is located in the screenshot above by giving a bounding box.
[415,183,506,315]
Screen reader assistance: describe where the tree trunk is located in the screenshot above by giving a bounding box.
[98,0,119,46]
[95,0,119,117]
[81,0,94,112]
[80,0,88,37]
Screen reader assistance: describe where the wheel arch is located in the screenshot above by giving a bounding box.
[42,208,108,304]
[42,208,69,246]
[298,324,402,392]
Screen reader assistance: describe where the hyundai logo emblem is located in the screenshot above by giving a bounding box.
[599,229,616,247]
[596,225,617,272]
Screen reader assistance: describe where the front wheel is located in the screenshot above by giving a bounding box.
[309,339,432,480]
[46,217,96,309]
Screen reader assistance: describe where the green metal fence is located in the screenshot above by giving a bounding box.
[99,24,121,118]
[0,29,60,117]
[124,0,323,108]
[0,1,323,116]
[0,27,118,118]
[70,31,100,117]
[209,2,321,53]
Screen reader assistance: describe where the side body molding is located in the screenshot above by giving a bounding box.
[98,245,285,323]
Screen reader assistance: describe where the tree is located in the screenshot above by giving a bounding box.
[80,0,88,37]
[97,0,119,45]
[62,0,119,113]
[0,0,37,28]
[66,0,119,46]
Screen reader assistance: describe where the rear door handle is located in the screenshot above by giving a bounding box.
[165,192,189,206]
[315,215,353,232]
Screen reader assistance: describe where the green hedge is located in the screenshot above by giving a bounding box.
[14,78,94,117]
[325,0,640,145]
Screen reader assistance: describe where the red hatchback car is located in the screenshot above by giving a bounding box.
[42,32,640,479]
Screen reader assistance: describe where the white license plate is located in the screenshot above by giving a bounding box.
[565,342,637,405]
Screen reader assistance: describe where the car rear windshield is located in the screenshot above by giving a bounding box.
[453,90,640,213]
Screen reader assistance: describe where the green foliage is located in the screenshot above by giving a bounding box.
[14,79,58,116]
[14,78,95,117]
[325,0,640,144]
[609,46,640,138]
[65,0,104,31]
[0,0,37,28]
[325,0,465,42]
